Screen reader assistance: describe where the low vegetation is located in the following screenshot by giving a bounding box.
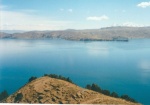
[27,75,137,103]
[28,76,37,83]
[43,74,74,84]
[120,94,137,103]
[4,74,136,103]
[0,90,9,101]
[85,83,137,103]
[14,93,23,103]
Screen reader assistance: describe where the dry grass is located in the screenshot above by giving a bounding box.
[3,77,141,104]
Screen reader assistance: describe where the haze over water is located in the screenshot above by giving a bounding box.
[0,39,150,105]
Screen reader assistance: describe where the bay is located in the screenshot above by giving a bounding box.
[0,39,150,105]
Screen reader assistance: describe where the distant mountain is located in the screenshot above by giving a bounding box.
[0,27,150,41]
[0,30,26,34]
[2,76,141,104]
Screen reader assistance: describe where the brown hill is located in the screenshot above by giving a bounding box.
[2,76,141,104]
[0,27,150,41]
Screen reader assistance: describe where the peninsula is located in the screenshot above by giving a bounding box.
[0,27,150,41]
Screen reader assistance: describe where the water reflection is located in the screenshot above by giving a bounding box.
[85,42,109,57]
[139,60,150,70]
[138,60,150,84]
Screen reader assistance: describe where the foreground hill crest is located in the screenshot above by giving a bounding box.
[3,76,141,104]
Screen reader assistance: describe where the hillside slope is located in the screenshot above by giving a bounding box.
[0,27,150,41]
[2,77,141,104]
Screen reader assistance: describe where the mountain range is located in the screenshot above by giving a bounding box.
[0,27,150,41]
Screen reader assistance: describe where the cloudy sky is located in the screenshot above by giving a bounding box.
[0,0,150,30]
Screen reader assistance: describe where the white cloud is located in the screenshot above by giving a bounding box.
[19,9,37,13]
[86,15,109,21]
[0,7,72,30]
[137,1,150,8]
[122,10,126,13]
[68,9,73,13]
[0,4,8,9]
[60,8,64,11]
[60,8,73,13]
[114,9,126,13]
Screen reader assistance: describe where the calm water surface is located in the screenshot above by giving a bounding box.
[0,39,150,105]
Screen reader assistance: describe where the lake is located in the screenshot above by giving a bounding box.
[0,39,150,105]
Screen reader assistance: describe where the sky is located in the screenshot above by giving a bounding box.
[0,0,150,30]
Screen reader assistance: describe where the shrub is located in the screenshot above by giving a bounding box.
[91,83,101,93]
[85,83,137,103]
[66,77,73,83]
[14,93,23,103]
[0,90,9,101]
[43,74,73,84]
[111,92,119,98]
[101,89,110,96]
[28,76,37,83]
[85,84,91,90]
[120,94,136,103]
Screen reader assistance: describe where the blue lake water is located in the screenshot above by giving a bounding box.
[0,39,150,104]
